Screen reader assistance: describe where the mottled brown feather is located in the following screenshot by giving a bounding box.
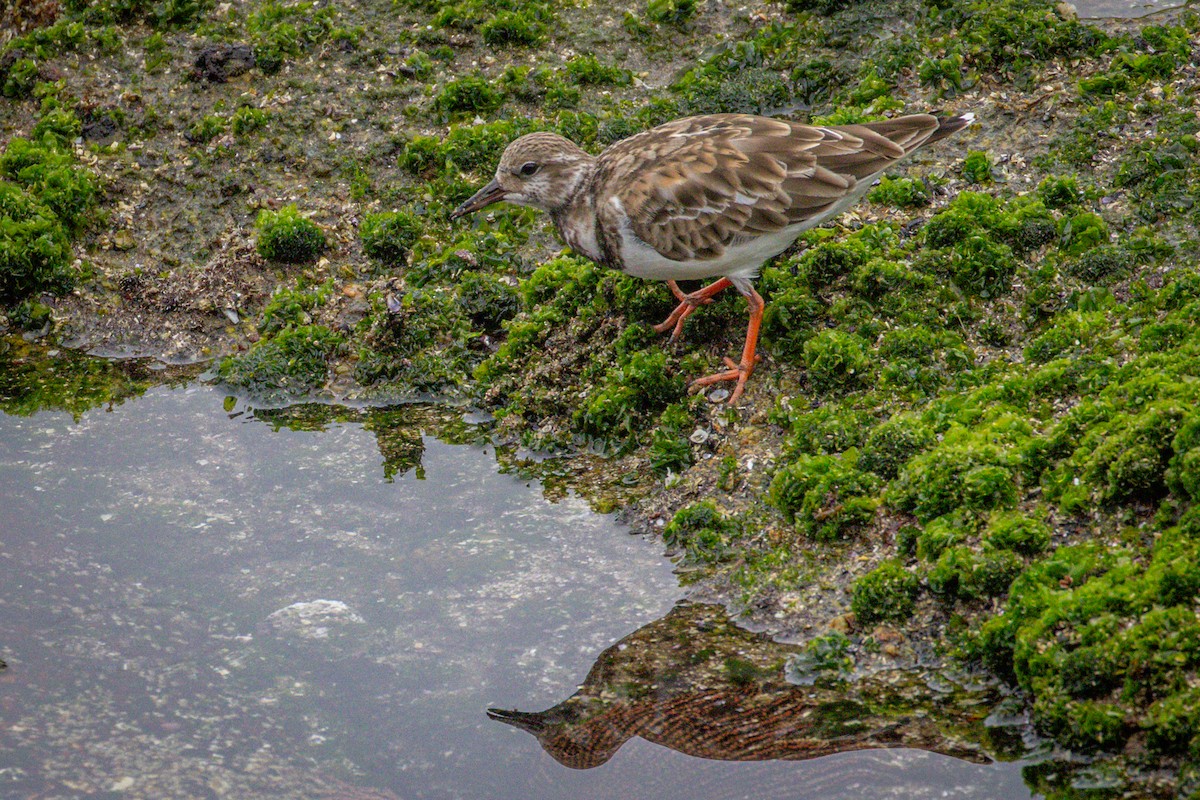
[592,113,945,263]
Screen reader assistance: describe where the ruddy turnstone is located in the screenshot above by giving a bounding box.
[451,111,974,403]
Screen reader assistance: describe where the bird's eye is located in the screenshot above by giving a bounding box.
[518,161,539,177]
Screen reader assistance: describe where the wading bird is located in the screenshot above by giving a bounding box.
[452,112,974,403]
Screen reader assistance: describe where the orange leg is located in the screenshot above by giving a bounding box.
[688,285,764,404]
[652,278,732,342]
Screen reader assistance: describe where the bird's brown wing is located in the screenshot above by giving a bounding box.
[596,113,942,263]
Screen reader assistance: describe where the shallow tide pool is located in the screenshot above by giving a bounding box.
[0,380,1037,799]
[1072,0,1187,18]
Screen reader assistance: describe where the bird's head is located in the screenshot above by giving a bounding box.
[450,132,593,220]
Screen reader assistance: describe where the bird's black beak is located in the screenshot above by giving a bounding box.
[450,179,506,220]
[486,707,549,735]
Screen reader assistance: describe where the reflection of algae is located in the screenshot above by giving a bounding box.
[488,603,1024,770]
[0,335,166,419]
[247,400,642,506]
[248,402,484,482]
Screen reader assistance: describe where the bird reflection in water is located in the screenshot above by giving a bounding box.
[488,604,1011,770]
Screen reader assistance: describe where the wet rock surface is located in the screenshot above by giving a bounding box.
[192,43,256,83]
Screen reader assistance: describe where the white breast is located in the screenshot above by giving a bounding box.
[618,224,807,283]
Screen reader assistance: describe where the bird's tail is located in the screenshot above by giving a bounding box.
[926,111,976,144]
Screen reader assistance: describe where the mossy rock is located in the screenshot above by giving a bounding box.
[256,205,326,264]
[803,330,872,395]
[435,74,506,116]
[360,210,422,265]
[781,404,873,457]
[851,560,918,625]
[915,510,977,562]
[859,413,935,479]
[217,324,343,400]
[767,452,880,542]
[983,510,1051,556]
[662,501,741,564]
[928,545,1023,600]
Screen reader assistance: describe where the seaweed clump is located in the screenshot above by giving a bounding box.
[255,205,326,264]
[0,108,95,304]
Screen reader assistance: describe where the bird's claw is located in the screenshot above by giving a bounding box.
[688,357,758,403]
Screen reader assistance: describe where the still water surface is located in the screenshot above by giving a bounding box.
[0,382,1036,799]
[1072,0,1187,18]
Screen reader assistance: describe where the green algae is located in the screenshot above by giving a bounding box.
[768,451,880,542]
[359,211,422,266]
[217,323,343,401]
[244,0,343,74]
[255,205,326,264]
[663,501,743,564]
[983,511,1051,557]
[851,560,918,625]
[0,105,95,303]
[858,413,935,479]
[960,511,1200,758]
[961,150,994,184]
[564,55,632,88]
[867,175,930,208]
[353,284,474,397]
[802,330,873,395]
[435,74,506,117]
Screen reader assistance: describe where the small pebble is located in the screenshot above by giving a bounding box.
[707,388,729,403]
[689,428,709,444]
